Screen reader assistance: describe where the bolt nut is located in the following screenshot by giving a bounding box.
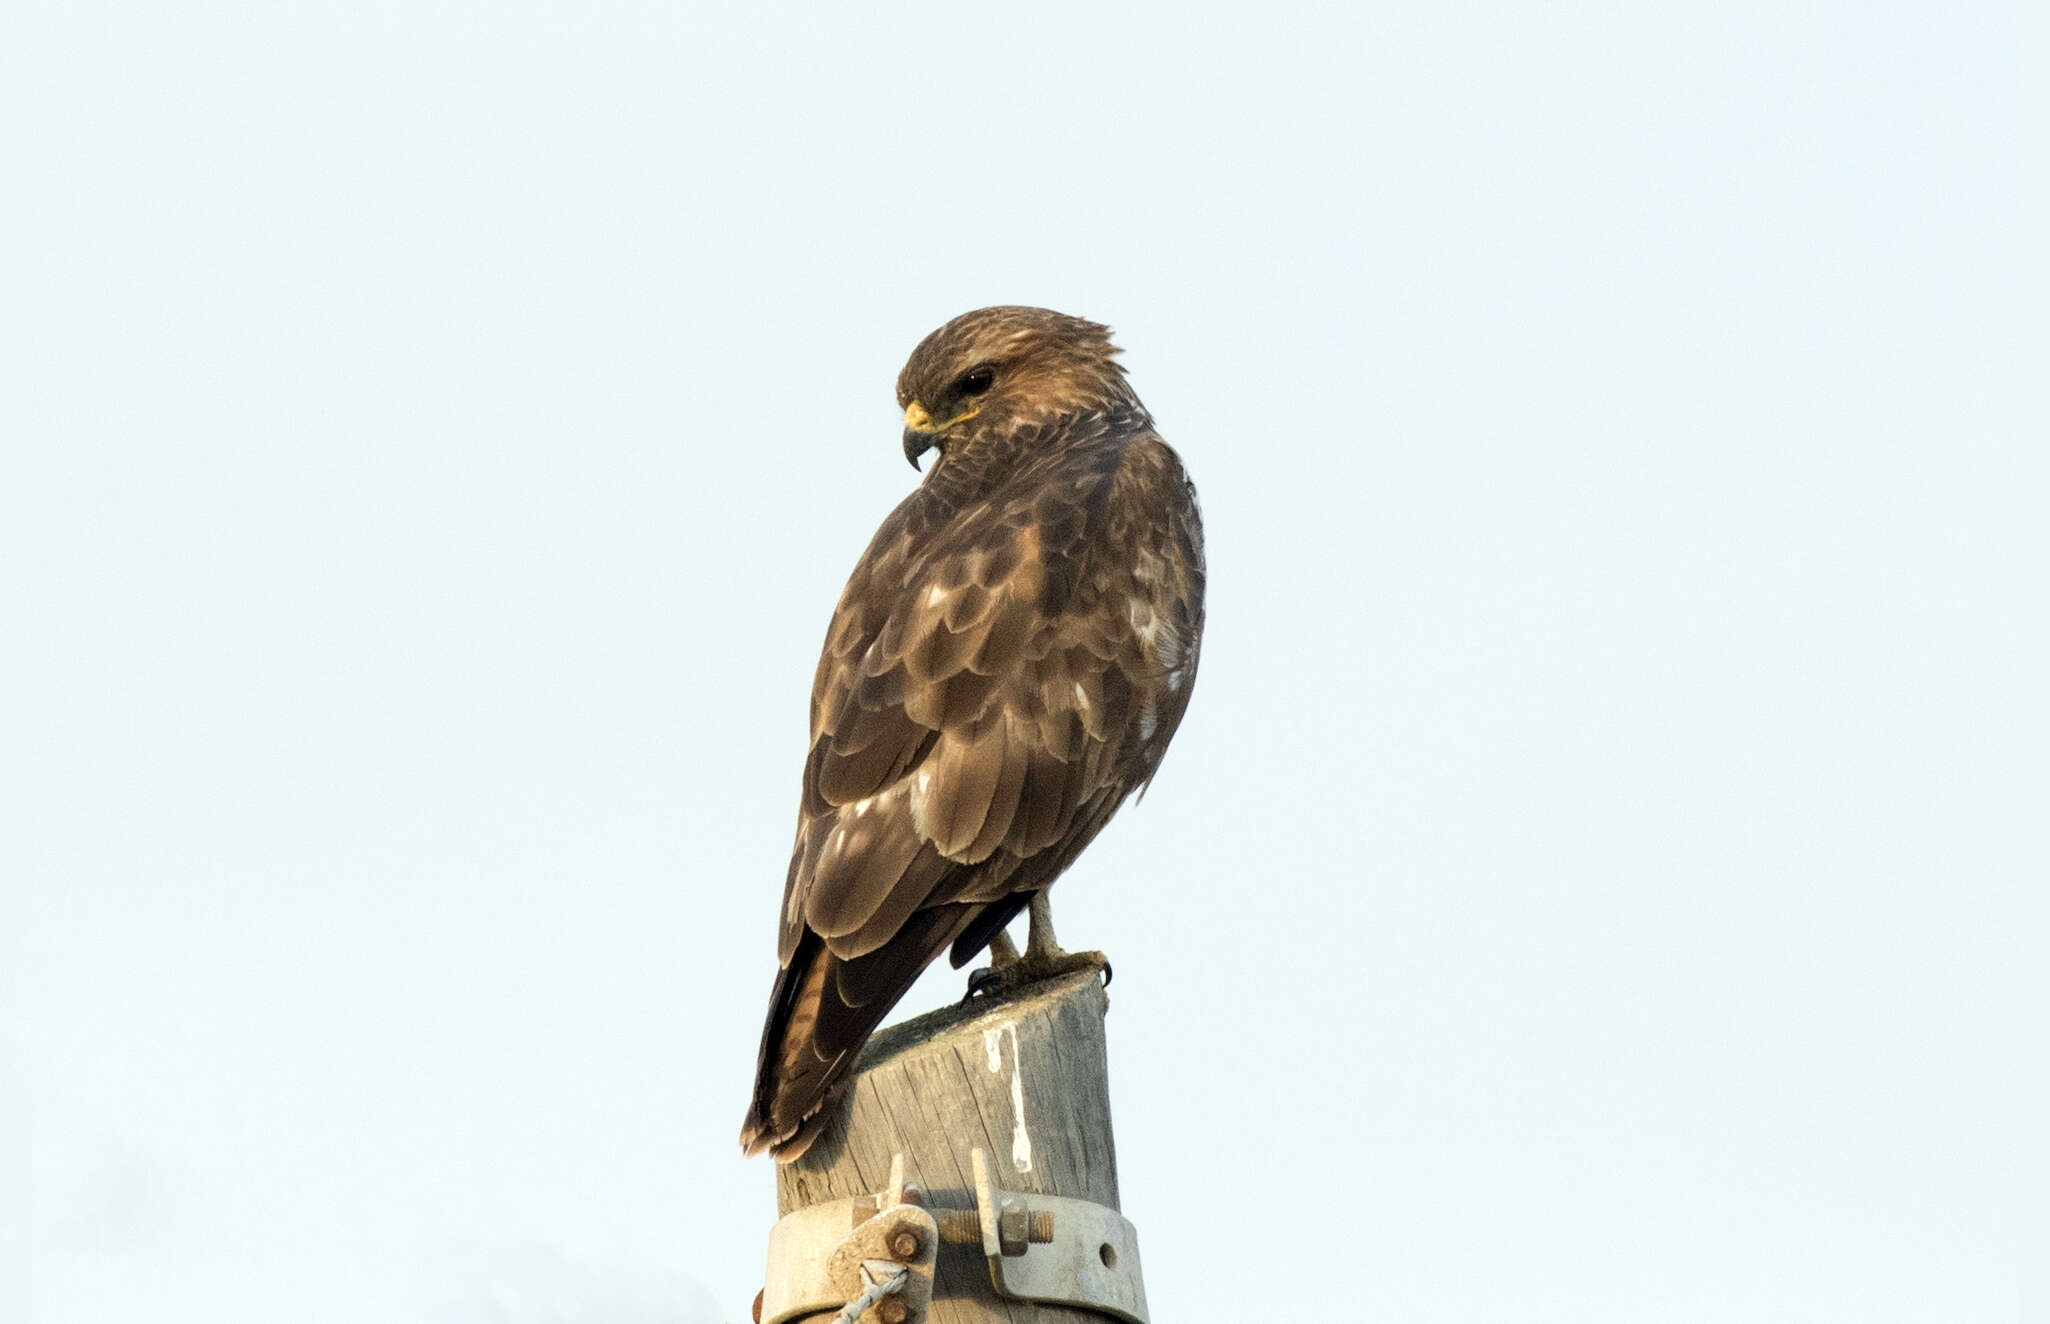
[997,1200,1029,1257]
[876,1299,908,1324]
[888,1227,922,1260]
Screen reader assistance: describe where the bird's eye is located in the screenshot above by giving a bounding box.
[957,366,996,396]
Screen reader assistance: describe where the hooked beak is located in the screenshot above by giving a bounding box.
[902,400,938,470]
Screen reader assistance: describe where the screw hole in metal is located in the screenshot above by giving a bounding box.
[1098,1242,1117,1268]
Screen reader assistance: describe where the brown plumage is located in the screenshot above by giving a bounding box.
[739,307,1206,1160]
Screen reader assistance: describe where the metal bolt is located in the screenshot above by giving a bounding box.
[888,1227,922,1260]
[932,1210,981,1243]
[876,1299,908,1324]
[928,1206,1052,1246]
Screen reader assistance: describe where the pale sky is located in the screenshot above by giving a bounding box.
[8,2,2024,1321]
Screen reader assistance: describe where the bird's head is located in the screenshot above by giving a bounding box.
[895,306,1135,470]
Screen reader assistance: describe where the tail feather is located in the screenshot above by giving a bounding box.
[739,904,984,1160]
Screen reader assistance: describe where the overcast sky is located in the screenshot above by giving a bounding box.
[8,2,2024,1321]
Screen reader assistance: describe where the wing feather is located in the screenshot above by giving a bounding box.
[802,784,923,939]
[962,717,1031,862]
[912,717,1007,858]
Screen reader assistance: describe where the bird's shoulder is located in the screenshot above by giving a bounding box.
[841,413,1151,604]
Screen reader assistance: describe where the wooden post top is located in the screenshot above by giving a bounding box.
[768,968,1128,1323]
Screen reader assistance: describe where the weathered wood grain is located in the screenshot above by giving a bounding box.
[771,967,1130,1323]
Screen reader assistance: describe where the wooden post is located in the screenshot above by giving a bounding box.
[772,967,1135,1323]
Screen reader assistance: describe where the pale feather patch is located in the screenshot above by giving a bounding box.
[908,765,938,841]
[818,784,908,872]
[1127,600,1160,646]
[1126,598,1182,669]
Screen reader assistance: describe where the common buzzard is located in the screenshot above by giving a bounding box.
[740,306,1206,1160]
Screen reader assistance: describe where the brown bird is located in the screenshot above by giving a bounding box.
[740,307,1206,1160]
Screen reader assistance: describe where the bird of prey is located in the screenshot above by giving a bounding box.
[740,306,1205,1161]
